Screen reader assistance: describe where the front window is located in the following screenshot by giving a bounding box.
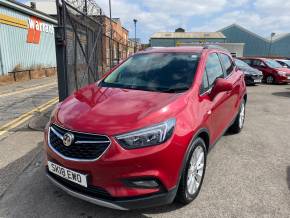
[265,59,283,68]
[100,53,199,93]
[205,53,224,86]
[252,60,265,67]
[219,53,234,76]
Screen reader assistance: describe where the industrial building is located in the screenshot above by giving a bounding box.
[96,16,129,70]
[220,24,290,58]
[150,30,245,57]
[0,0,57,76]
[150,31,226,46]
[150,25,290,58]
[0,0,133,82]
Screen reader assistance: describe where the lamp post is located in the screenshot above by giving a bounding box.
[109,0,113,68]
[133,19,137,53]
[268,32,275,57]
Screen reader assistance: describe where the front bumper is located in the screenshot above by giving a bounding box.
[275,74,290,83]
[47,171,177,210]
[44,125,187,198]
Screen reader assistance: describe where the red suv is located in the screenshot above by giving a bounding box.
[45,46,247,210]
[241,57,290,84]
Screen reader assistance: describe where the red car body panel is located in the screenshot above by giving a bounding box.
[54,85,185,136]
[45,47,246,209]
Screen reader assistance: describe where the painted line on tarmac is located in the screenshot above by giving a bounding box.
[0,82,57,98]
[0,97,59,137]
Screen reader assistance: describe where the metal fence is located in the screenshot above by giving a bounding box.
[55,0,136,101]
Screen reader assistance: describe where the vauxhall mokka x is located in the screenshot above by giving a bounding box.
[45,46,247,210]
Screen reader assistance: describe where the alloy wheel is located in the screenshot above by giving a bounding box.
[187,145,205,195]
[239,102,245,129]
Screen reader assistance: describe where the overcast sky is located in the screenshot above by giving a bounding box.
[20,0,290,43]
[96,0,290,42]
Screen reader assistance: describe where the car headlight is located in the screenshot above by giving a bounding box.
[115,118,176,149]
[277,71,286,76]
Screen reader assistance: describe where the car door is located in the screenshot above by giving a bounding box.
[252,59,270,78]
[218,53,241,119]
[199,52,233,143]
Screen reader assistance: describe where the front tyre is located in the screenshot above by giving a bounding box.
[176,138,207,204]
[266,75,275,84]
[229,99,246,134]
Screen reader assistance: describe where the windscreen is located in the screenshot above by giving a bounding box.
[101,53,199,93]
[265,59,283,68]
[284,60,290,66]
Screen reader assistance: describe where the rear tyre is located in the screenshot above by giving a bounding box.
[266,75,275,84]
[176,138,207,204]
[229,99,245,134]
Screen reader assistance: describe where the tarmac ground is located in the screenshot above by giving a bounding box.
[0,82,290,218]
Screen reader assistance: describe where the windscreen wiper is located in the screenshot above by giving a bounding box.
[160,87,189,93]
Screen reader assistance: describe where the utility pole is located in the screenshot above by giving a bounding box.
[109,0,113,68]
[133,19,137,53]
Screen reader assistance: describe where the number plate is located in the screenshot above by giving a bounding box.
[48,161,87,187]
[254,79,261,83]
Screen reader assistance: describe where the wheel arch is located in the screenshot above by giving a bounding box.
[175,128,209,200]
[176,128,210,186]
[197,130,210,152]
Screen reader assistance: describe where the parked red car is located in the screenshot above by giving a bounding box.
[240,57,290,84]
[45,46,247,210]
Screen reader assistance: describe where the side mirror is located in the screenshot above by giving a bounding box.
[209,78,233,99]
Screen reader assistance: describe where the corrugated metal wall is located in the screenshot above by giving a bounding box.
[0,5,56,75]
[150,38,175,47]
[221,25,290,58]
[271,35,290,57]
[221,25,268,57]
[150,38,226,47]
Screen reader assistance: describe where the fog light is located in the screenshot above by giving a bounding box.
[125,179,160,189]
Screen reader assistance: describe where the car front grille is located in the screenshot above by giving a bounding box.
[48,124,111,161]
[252,74,263,79]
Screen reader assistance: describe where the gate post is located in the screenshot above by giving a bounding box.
[55,0,68,101]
